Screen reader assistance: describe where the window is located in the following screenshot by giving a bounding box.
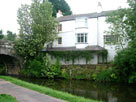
[104,35,118,44]
[58,37,62,44]
[77,33,88,43]
[76,18,88,28]
[58,24,62,31]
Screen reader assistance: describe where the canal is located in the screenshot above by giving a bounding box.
[18,78,136,102]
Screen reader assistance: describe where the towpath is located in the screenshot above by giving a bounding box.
[0,79,65,102]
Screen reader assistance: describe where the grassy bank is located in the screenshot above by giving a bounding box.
[0,76,100,102]
[0,94,18,102]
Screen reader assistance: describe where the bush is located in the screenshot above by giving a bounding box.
[114,46,136,83]
[94,68,117,82]
[20,53,62,78]
[113,40,136,83]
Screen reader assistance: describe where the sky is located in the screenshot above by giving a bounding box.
[0,0,128,34]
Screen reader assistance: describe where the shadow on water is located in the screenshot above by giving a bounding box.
[18,77,136,102]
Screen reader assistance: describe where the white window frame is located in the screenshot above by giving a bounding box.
[76,33,88,43]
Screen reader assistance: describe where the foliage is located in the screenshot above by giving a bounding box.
[0,76,99,102]
[14,0,58,62]
[48,51,94,64]
[0,94,18,102]
[105,0,136,83]
[21,54,61,78]
[0,29,4,39]
[113,40,136,83]
[94,68,117,82]
[0,66,6,75]
[61,69,70,79]
[6,30,16,41]
[48,0,72,17]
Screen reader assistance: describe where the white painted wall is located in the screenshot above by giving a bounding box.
[51,14,117,64]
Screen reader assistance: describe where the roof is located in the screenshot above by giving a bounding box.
[57,11,112,22]
[42,45,105,52]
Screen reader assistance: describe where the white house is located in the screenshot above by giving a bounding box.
[44,10,117,65]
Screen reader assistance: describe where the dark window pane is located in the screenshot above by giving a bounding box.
[58,24,62,31]
[77,34,80,42]
[85,33,87,42]
[81,34,84,42]
[58,37,62,44]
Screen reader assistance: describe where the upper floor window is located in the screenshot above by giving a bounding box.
[58,37,62,44]
[58,24,62,31]
[77,33,88,43]
[104,35,118,44]
[76,18,88,28]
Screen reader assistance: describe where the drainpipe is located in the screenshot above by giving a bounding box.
[97,17,99,46]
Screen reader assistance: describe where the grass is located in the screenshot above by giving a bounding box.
[0,76,101,102]
[0,94,18,102]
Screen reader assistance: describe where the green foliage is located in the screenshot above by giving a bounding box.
[0,29,4,39]
[6,30,16,41]
[0,66,6,75]
[61,69,70,79]
[49,0,72,17]
[48,51,94,64]
[0,94,18,102]
[113,41,136,83]
[94,68,117,82]
[15,0,58,62]
[21,53,62,78]
[0,76,99,102]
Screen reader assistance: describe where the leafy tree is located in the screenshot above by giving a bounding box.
[48,0,72,17]
[105,8,129,49]
[105,0,136,83]
[0,30,4,39]
[6,30,16,41]
[14,0,58,61]
[105,0,136,49]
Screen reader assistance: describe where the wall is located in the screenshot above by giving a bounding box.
[51,52,98,65]
[52,15,117,63]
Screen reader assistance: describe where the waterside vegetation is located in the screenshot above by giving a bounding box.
[0,76,100,102]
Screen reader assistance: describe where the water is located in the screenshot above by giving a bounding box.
[18,78,136,102]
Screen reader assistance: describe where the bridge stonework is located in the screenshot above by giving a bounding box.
[0,40,21,75]
[0,40,15,56]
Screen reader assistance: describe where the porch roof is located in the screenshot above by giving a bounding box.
[42,45,105,52]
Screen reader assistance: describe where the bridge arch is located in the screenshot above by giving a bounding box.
[0,40,21,75]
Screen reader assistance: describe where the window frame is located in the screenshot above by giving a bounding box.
[76,33,88,43]
[104,35,118,44]
[58,37,62,44]
[58,24,62,32]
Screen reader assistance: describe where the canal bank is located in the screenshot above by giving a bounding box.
[0,76,99,102]
[18,77,136,102]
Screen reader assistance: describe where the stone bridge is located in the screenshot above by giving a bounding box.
[0,40,21,75]
[0,40,15,56]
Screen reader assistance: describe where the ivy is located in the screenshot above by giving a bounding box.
[47,50,108,64]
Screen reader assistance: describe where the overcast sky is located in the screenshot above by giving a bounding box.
[0,0,128,34]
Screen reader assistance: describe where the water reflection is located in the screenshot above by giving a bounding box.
[18,78,136,102]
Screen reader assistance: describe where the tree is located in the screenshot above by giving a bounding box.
[48,0,72,17]
[6,30,16,41]
[105,0,136,83]
[105,9,129,49]
[0,29,4,39]
[14,0,58,61]
[105,0,136,49]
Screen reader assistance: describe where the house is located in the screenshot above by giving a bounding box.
[44,10,117,65]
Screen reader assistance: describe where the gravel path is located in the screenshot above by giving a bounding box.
[0,79,65,102]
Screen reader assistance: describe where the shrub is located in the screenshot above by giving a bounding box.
[114,45,136,83]
[94,68,117,82]
[21,53,62,78]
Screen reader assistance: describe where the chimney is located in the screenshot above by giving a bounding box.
[56,10,63,18]
[97,1,103,13]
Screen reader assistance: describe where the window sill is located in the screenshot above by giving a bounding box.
[75,43,88,44]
